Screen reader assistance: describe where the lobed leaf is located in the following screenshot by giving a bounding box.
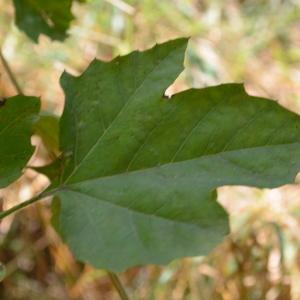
[0,96,40,188]
[47,39,300,271]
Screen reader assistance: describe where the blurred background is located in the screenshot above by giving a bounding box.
[1,0,300,299]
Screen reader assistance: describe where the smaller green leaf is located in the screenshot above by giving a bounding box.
[12,0,84,42]
[0,95,40,188]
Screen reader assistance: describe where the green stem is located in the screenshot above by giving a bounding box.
[0,188,55,220]
[108,271,130,300]
[0,49,23,94]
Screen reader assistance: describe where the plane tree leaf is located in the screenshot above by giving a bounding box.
[12,0,84,42]
[0,96,40,188]
[47,38,300,272]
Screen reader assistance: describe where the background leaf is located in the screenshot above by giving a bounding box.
[0,95,40,188]
[51,39,300,272]
[12,0,84,42]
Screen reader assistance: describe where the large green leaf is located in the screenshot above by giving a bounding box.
[12,0,83,42]
[50,39,300,272]
[0,96,40,188]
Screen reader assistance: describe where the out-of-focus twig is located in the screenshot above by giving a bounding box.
[105,0,135,15]
[107,271,130,300]
[0,49,23,94]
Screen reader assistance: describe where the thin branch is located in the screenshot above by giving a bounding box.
[0,188,57,220]
[107,271,130,300]
[105,0,135,15]
[0,49,23,94]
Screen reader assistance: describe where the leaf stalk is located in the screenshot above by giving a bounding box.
[0,188,56,220]
[107,271,130,300]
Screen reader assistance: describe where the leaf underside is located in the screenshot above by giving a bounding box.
[13,0,82,41]
[0,96,40,188]
[47,38,300,272]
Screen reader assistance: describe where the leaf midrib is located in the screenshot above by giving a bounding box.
[64,141,300,187]
[56,141,299,227]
